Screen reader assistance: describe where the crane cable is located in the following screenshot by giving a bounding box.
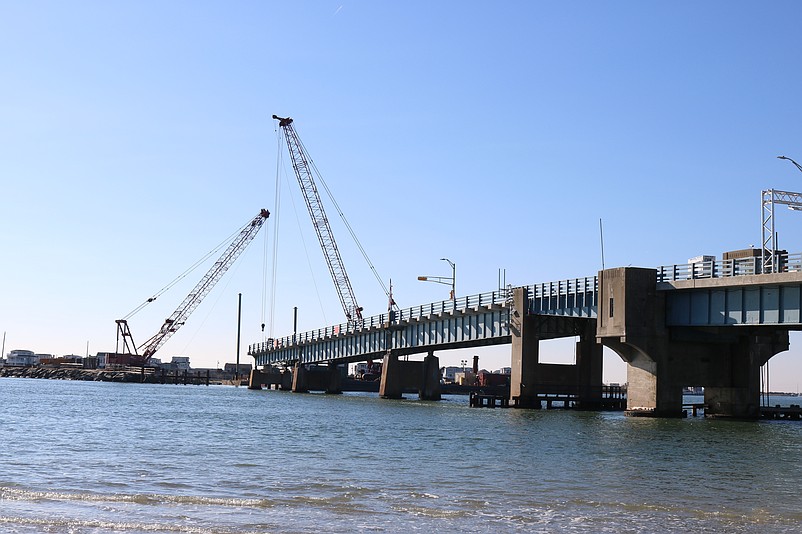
[263,129,283,339]
[122,223,247,321]
[297,133,399,310]
[265,126,330,338]
[278,127,329,324]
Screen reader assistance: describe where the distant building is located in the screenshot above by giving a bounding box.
[478,370,510,387]
[224,363,252,376]
[40,355,83,367]
[171,356,191,371]
[7,350,38,366]
[96,352,112,368]
[455,371,477,386]
[442,366,465,383]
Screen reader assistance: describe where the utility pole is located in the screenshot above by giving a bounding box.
[236,293,242,382]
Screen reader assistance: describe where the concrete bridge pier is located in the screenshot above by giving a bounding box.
[598,267,695,417]
[291,363,344,394]
[291,363,308,393]
[379,351,441,400]
[597,266,790,418]
[704,333,788,418]
[509,288,602,409]
[575,323,604,409]
[248,367,289,390]
[326,362,343,394]
[280,369,293,390]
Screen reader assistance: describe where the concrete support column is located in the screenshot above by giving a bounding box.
[598,267,684,417]
[420,352,441,401]
[280,369,293,390]
[326,362,343,395]
[247,368,263,390]
[624,350,683,417]
[291,363,308,393]
[379,351,442,400]
[379,353,402,399]
[510,287,540,408]
[576,324,603,409]
[705,333,789,419]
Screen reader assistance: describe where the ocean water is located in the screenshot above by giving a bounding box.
[1,378,801,533]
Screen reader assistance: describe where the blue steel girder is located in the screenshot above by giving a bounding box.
[661,271,802,327]
[249,278,598,367]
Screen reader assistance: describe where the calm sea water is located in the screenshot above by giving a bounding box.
[1,378,802,533]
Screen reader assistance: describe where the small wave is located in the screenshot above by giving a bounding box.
[0,515,219,533]
[393,505,473,519]
[0,486,275,509]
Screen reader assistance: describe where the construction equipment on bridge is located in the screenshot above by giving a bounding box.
[273,115,365,327]
[115,209,270,365]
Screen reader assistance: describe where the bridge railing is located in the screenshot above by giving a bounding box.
[656,252,802,282]
[250,252,802,355]
[249,289,514,355]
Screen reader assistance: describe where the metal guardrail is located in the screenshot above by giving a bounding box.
[656,252,802,282]
[249,289,513,354]
[250,252,802,355]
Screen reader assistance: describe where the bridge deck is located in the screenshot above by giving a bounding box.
[249,253,802,367]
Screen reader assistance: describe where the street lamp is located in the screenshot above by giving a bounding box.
[417,258,456,300]
[440,258,456,300]
[778,155,802,174]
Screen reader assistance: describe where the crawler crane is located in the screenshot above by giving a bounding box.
[115,209,270,365]
[273,115,364,326]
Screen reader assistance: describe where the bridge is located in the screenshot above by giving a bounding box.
[249,251,802,418]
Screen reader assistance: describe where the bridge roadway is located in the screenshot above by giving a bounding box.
[249,252,802,418]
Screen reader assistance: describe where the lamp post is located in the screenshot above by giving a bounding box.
[417,258,456,300]
[440,258,456,300]
[778,155,802,174]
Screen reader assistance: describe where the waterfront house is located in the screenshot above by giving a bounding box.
[6,350,39,366]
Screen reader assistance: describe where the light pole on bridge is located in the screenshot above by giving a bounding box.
[417,257,456,300]
[778,155,802,175]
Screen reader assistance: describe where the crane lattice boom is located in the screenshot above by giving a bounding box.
[273,115,363,325]
[119,209,270,363]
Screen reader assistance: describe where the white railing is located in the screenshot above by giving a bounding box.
[656,252,802,282]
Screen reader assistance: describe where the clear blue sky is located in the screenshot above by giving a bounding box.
[2,1,802,389]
